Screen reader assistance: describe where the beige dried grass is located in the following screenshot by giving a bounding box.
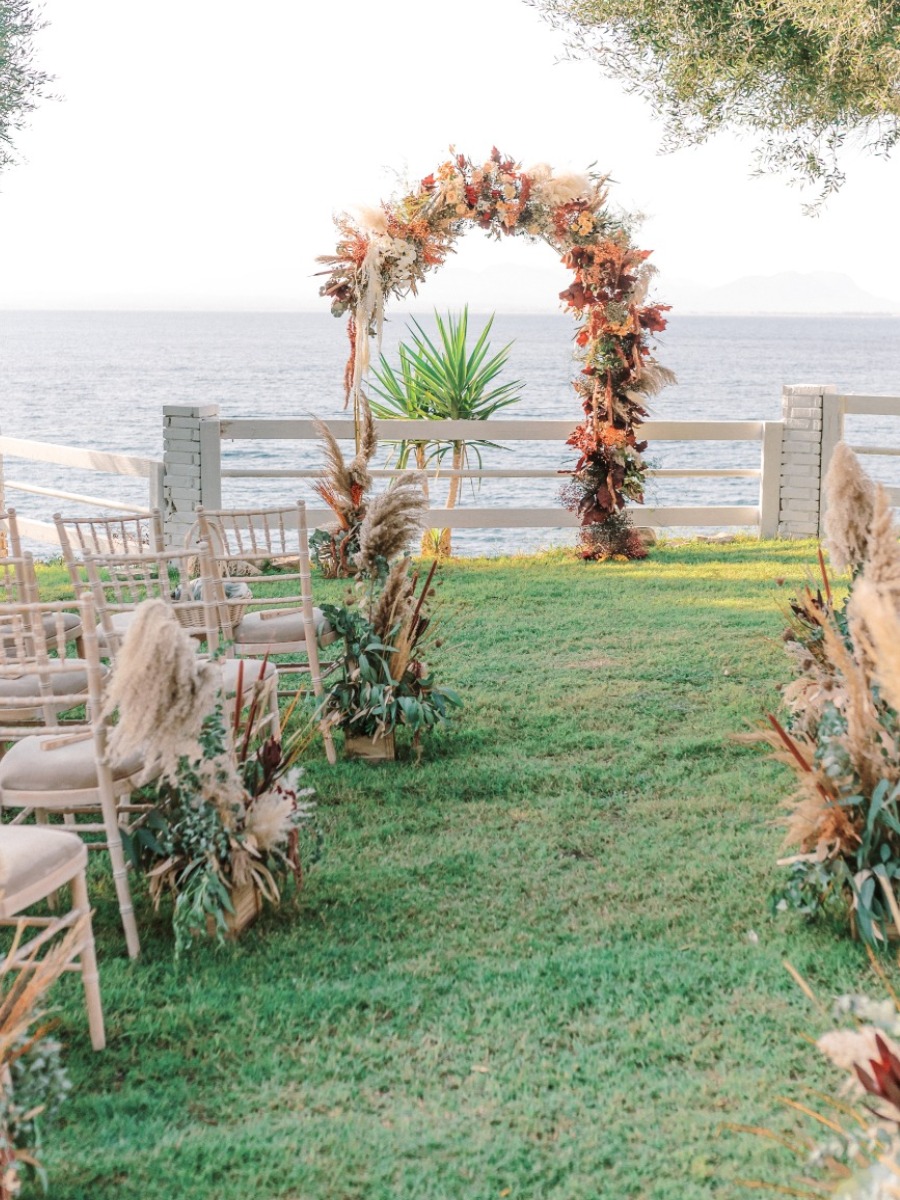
[0,917,87,1200]
[312,395,378,521]
[0,919,85,1068]
[355,474,428,576]
[822,442,876,574]
[244,792,295,854]
[102,599,221,781]
[312,418,357,519]
[370,557,416,640]
[851,579,900,714]
[821,617,893,797]
[860,485,900,590]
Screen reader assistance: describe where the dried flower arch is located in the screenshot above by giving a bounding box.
[317,148,673,534]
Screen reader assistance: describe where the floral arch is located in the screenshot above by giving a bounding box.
[317,148,673,546]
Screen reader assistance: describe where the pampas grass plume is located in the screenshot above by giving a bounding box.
[103,598,221,780]
[823,442,876,574]
[355,474,428,576]
[860,485,900,590]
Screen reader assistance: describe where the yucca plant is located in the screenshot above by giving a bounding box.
[370,307,524,556]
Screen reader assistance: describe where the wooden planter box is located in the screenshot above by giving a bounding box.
[344,732,396,762]
[205,882,263,940]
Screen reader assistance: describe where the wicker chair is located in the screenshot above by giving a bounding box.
[188,500,336,764]
[0,595,143,959]
[0,825,105,1050]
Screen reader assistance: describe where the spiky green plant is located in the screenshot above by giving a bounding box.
[369,308,524,556]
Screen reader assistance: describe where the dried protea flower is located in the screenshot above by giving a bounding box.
[103,598,221,780]
[855,1033,900,1119]
[355,473,428,577]
[822,442,876,574]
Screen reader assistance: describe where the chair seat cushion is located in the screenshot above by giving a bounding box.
[0,660,97,703]
[219,657,277,695]
[95,611,135,651]
[1,610,81,653]
[43,611,82,637]
[0,735,142,794]
[0,826,86,916]
[234,607,335,648]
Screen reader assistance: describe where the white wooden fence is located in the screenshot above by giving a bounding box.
[823,393,900,507]
[3,386,900,550]
[183,413,782,537]
[0,435,164,545]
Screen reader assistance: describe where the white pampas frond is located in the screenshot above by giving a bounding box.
[346,394,378,491]
[625,361,677,400]
[850,578,900,714]
[103,598,221,780]
[822,442,876,574]
[244,792,295,854]
[355,473,428,575]
[860,485,900,590]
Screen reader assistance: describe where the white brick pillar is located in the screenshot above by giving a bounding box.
[777,384,836,539]
[162,404,221,546]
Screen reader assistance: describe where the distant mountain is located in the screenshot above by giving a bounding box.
[663,271,899,315]
[401,265,899,316]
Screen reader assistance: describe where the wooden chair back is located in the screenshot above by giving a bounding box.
[53,509,165,594]
[80,542,220,659]
[188,501,335,764]
[0,507,23,559]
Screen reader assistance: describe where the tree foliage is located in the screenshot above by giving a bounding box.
[529,0,900,202]
[0,0,50,174]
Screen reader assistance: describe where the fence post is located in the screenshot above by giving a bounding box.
[777,384,835,538]
[818,391,844,537]
[162,404,221,546]
[758,421,783,538]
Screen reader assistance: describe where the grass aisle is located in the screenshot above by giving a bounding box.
[34,542,880,1199]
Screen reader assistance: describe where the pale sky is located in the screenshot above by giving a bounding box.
[2,0,899,310]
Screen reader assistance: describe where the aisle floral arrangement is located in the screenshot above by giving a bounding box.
[105,601,317,953]
[309,401,378,577]
[0,923,81,1199]
[317,148,674,557]
[746,967,900,1198]
[310,407,461,758]
[760,444,900,946]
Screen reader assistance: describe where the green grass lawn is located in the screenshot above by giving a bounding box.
[23,541,885,1199]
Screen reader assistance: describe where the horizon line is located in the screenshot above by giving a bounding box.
[1,307,899,317]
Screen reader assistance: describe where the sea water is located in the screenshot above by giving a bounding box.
[2,310,899,555]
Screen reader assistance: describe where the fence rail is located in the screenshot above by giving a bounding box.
[822,392,900,520]
[207,415,782,536]
[5,388,900,551]
[0,434,164,545]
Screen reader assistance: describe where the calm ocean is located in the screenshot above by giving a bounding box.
[2,310,899,555]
